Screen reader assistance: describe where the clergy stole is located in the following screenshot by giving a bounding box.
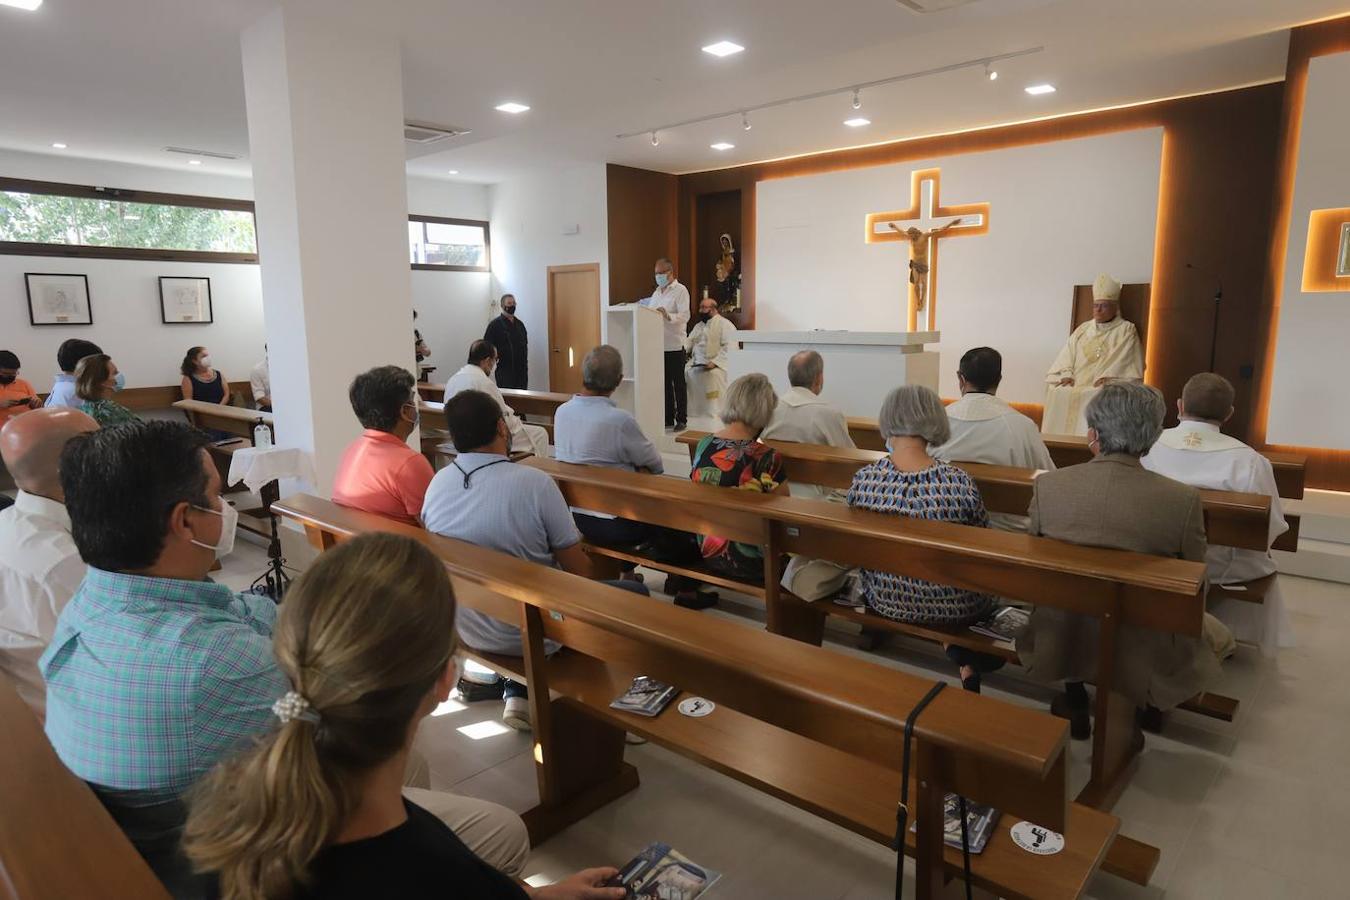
[1041,317,1144,435]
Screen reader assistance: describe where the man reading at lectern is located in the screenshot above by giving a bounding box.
[640,257,691,431]
[1041,273,1144,436]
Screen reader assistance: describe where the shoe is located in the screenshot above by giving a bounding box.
[1136,705,1164,734]
[460,660,500,685]
[457,677,505,703]
[960,672,982,694]
[620,571,645,584]
[673,422,687,432]
[1050,693,1092,741]
[502,697,531,731]
[673,590,718,610]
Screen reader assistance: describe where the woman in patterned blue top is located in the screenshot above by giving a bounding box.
[847,385,1004,691]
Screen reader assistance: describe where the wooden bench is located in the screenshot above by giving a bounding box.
[418,386,569,443]
[275,493,1126,899]
[678,431,1299,555]
[0,681,170,900]
[521,455,1206,869]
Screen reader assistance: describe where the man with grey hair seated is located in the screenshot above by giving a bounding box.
[761,350,855,500]
[1018,381,1224,740]
[554,345,664,547]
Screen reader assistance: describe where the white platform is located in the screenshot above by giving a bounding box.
[1276,489,1350,585]
[726,330,940,419]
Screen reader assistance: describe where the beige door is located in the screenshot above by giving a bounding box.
[547,263,601,394]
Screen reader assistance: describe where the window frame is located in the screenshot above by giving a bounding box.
[0,176,260,264]
[408,213,492,273]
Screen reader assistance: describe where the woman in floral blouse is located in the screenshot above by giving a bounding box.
[75,353,136,427]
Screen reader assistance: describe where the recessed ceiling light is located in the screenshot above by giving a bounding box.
[844,117,871,128]
[446,169,460,175]
[1024,83,1056,96]
[50,142,67,149]
[494,102,530,114]
[187,159,203,166]
[702,41,744,58]
[710,142,735,151]
[0,0,44,10]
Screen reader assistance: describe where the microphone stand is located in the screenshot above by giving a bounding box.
[1186,263,1223,371]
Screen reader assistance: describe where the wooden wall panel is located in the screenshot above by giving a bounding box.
[605,164,678,306]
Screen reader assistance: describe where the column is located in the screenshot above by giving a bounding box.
[241,2,413,490]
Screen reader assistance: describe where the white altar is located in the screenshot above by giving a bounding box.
[725,330,940,418]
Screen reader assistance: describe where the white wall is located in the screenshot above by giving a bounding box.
[1266,51,1350,449]
[755,129,1164,404]
[0,150,491,393]
[488,163,609,391]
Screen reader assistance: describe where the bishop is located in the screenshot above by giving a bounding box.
[1042,273,1144,435]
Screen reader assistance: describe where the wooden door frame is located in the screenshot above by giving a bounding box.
[546,262,602,393]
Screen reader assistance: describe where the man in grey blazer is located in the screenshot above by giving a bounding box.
[1018,382,1224,739]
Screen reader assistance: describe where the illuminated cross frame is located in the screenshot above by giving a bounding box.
[866,168,990,332]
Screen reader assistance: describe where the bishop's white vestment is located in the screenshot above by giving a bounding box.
[1042,316,1144,435]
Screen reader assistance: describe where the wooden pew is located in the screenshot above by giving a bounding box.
[275,493,1125,899]
[521,456,1203,859]
[679,431,1296,555]
[173,397,272,442]
[0,681,170,900]
[418,387,568,444]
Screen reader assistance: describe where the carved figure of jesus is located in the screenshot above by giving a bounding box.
[889,219,961,310]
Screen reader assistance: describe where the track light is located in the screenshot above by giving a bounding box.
[650,131,659,147]
[741,112,751,131]
[985,62,998,81]
[852,89,862,110]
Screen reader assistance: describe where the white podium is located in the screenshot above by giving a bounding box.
[606,304,665,446]
[726,331,940,419]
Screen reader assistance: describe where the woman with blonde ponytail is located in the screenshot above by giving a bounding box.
[185,532,625,900]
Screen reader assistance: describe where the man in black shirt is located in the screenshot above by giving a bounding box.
[484,294,528,389]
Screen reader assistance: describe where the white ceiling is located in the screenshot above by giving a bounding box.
[0,0,1345,186]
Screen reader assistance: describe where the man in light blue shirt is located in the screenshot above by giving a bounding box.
[44,339,103,409]
[554,345,665,547]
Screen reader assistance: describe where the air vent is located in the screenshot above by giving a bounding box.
[895,0,981,12]
[164,146,240,160]
[404,120,472,144]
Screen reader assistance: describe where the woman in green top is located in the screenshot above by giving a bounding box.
[76,353,136,427]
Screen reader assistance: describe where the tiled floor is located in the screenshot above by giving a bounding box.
[219,525,1350,898]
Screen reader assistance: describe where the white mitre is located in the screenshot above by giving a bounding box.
[1093,273,1123,302]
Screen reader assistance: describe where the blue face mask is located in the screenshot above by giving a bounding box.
[113,372,126,392]
[655,272,670,288]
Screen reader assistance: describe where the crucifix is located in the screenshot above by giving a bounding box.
[866,168,990,332]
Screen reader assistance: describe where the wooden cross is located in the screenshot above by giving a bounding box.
[866,168,990,332]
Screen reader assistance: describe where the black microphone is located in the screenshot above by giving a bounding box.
[1185,263,1223,371]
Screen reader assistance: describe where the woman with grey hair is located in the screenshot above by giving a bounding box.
[847,385,1004,691]
[687,373,788,585]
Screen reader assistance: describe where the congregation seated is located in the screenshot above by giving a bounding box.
[180,345,231,407]
[331,365,433,527]
[1142,372,1294,655]
[74,353,135,427]
[249,344,271,412]
[0,350,43,427]
[846,384,1003,692]
[689,373,788,582]
[445,339,548,458]
[183,533,615,900]
[421,389,649,731]
[0,407,98,720]
[45,338,103,410]
[554,344,665,547]
[932,346,1055,531]
[1017,382,1225,740]
[761,350,853,501]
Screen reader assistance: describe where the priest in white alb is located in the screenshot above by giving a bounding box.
[1142,373,1294,656]
[684,296,735,421]
[1041,273,1144,435]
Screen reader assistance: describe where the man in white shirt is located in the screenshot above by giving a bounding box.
[249,346,271,411]
[639,256,691,431]
[0,406,98,719]
[933,347,1054,531]
[683,296,735,422]
[1142,373,1294,656]
[761,350,854,500]
[444,340,548,458]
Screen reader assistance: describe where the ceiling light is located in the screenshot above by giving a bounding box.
[50,142,67,149]
[985,63,998,81]
[710,142,735,151]
[844,117,871,128]
[852,89,862,110]
[701,41,744,58]
[495,102,530,114]
[187,159,203,166]
[446,169,459,175]
[1025,83,1056,95]
[0,0,44,10]
[741,112,751,131]
[650,131,660,147]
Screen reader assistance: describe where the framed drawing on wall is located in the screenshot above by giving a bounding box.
[159,276,213,324]
[25,273,93,326]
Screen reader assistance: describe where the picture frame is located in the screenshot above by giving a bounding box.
[25,273,93,326]
[159,276,213,324]
[1338,221,1350,279]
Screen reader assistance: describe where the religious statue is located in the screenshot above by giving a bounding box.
[888,219,961,311]
[712,232,740,310]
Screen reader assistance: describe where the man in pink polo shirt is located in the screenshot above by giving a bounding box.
[332,366,433,526]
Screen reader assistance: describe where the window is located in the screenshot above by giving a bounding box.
[0,177,258,263]
[409,215,490,271]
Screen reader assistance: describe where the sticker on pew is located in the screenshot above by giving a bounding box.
[678,697,715,718]
[1010,821,1064,855]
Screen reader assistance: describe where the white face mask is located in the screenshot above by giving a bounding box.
[190,499,238,558]
[200,355,213,368]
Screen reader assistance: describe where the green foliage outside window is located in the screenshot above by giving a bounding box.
[0,191,257,254]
